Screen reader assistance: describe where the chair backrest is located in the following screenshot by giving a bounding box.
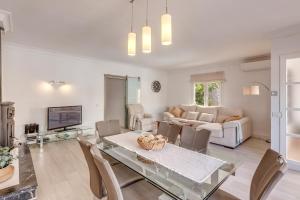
[77,136,104,199]
[157,121,170,138]
[167,124,181,144]
[96,120,121,139]
[250,149,287,200]
[179,126,195,150]
[180,126,210,152]
[91,145,124,200]
[194,129,211,152]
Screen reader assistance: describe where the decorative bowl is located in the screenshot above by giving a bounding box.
[137,134,168,151]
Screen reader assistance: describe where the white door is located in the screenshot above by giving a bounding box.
[280,53,300,170]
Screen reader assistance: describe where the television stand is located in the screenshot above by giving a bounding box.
[55,127,76,133]
[31,126,94,149]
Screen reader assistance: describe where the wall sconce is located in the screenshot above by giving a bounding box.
[48,81,66,87]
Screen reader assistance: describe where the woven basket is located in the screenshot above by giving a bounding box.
[137,134,167,151]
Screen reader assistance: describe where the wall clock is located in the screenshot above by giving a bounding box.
[151,81,161,93]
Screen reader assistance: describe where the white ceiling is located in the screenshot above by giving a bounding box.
[1,0,300,69]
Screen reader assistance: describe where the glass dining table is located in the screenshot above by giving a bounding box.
[97,131,241,200]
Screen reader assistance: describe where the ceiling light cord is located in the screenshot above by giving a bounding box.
[146,0,149,25]
[130,1,134,32]
[165,0,168,13]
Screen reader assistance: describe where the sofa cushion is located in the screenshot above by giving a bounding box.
[185,112,199,120]
[224,116,242,122]
[170,107,184,118]
[199,113,214,122]
[186,120,209,126]
[216,115,230,123]
[196,106,218,122]
[179,104,197,118]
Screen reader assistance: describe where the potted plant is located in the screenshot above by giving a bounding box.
[0,147,14,182]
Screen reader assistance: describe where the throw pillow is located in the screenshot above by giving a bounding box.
[216,115,230,123]
[199,113,214,123]
[170,107,183,118]
[185,112,199,120]
[224,115,242,123]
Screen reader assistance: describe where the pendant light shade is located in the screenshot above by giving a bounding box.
[128,0,136,56]
[128,32,136,56]
[161,0,172,46]
[161,13,172,45]
[142,26,151,53]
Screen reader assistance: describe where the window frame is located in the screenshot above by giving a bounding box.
[193,81,223,107]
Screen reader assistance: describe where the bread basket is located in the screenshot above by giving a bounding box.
[137,134,167,151]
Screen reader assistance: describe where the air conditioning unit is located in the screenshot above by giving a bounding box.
[0,10,13,32]
[240,60,271,72]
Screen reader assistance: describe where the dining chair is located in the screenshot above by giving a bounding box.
[77,136,143,199]
[95,120,122,165]
[96,120,121,139]
[209,149,287,200]
[167,123,181,144]
[157,121,170,136]
[157,122,181,144]
[90,145,165,200]
[180,126,211,152]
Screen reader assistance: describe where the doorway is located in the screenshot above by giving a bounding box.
[104,75,126,127]
[280,54,300,170]
[104,75,141,128]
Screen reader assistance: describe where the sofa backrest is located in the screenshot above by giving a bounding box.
[196,106,220,122]
[174,104,244,123]
[179,104,197,118]
[218,107,243,118]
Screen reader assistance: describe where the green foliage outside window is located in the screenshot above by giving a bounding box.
[195,83,204,105]
[195,82,221,106]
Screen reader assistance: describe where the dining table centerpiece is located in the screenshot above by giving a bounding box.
[137,134,168,151]
[0,147,15,183]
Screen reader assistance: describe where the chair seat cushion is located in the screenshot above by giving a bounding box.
[209,189,240,200]
[112,163,143,188]
[122,180,165,200]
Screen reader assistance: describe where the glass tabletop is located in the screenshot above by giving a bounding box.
[97,132,241,200]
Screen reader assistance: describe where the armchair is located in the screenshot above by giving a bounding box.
[127,104,154,131]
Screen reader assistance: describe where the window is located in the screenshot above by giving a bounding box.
[194,81,222,106]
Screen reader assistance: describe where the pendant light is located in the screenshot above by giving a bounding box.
[142,0,151,53]
[128,0,136,56]
[161,0,172,45]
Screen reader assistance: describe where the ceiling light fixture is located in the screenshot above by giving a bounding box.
[161,0,172,45]
[142,0,151,53]
[127,0,172,55]
[128,0,136,56]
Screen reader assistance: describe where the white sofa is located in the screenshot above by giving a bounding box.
[163,105,252,148]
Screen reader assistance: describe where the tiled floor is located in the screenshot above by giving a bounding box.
[29,137,300,200]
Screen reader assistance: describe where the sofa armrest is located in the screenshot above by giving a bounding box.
[223,117,250,129]
[144,113,153,118]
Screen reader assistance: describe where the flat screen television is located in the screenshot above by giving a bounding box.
[47,106,82,131]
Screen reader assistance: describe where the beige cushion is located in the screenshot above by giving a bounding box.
[170,107,184,118]
[186,111,199,120]
[196,106,219,122]
[224,116,242,123]
[179,104,197,118]
[216,115,230,123]
[199,113,214,122]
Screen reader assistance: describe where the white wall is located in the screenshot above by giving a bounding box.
[2,44,168,139]
[167,62,271,139]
